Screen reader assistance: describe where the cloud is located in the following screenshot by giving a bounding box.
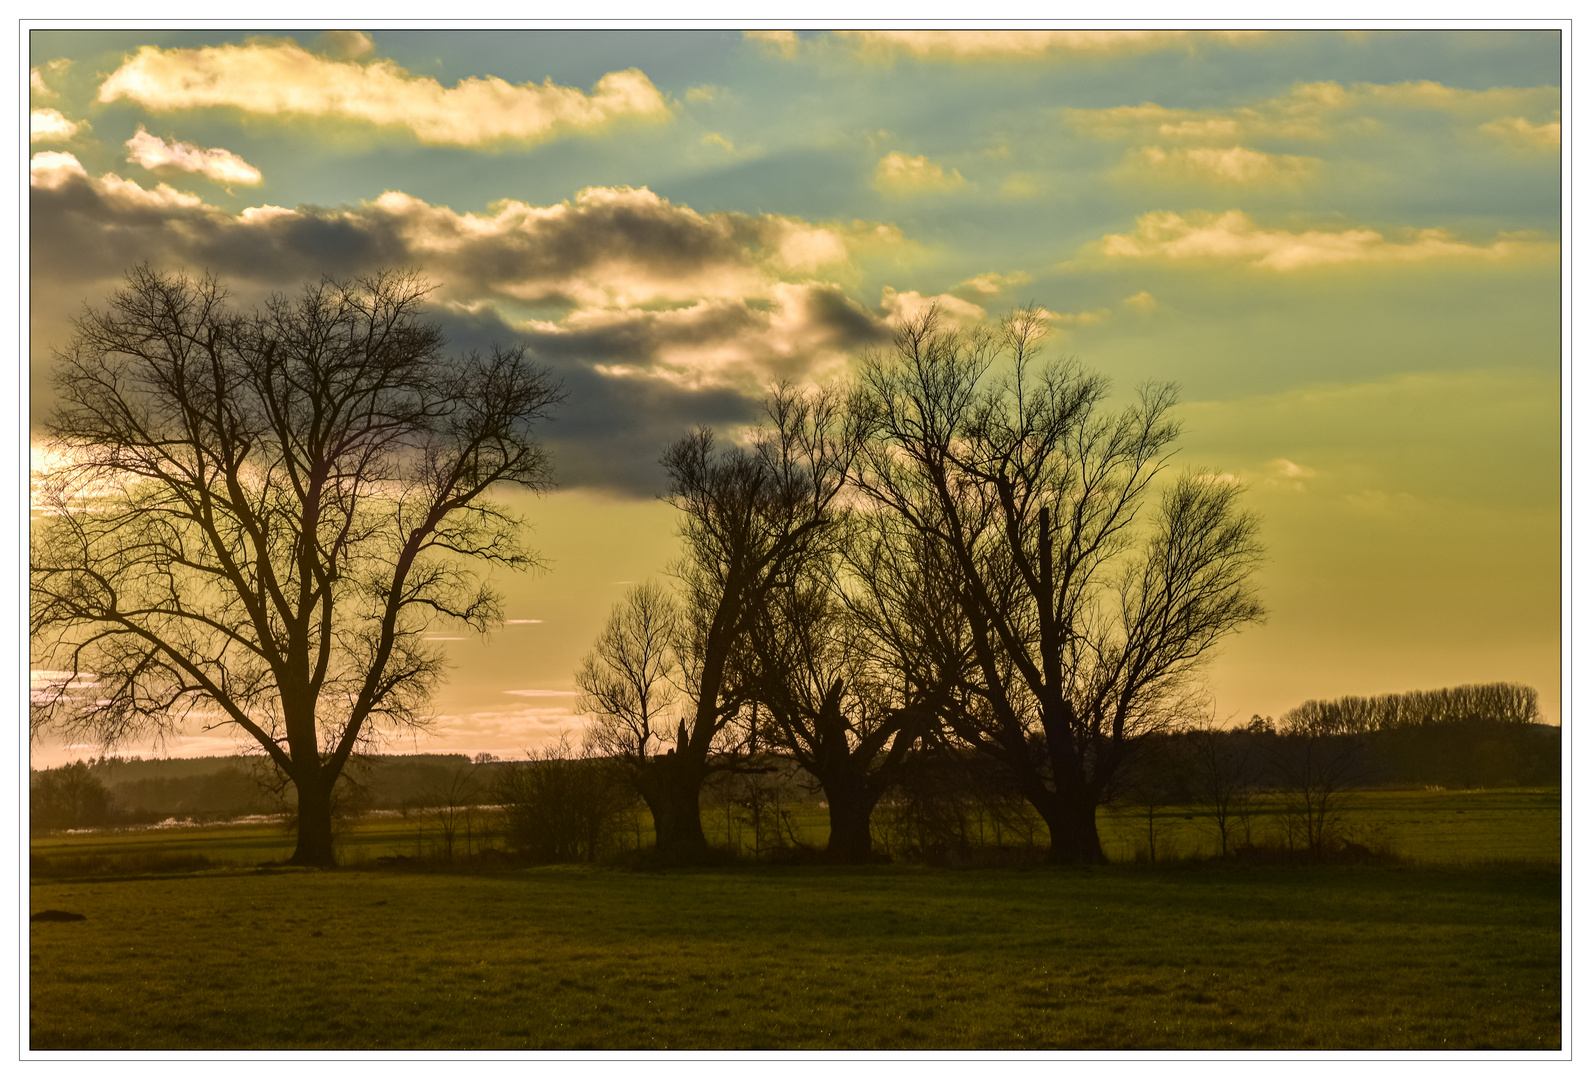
[999,172,1043,199]
[522,281,886,392]
[1123,291,1157,311]
[744,30,800,58]
[1479,116,1561,149]
[126,127,263,187]
[1263,458,1319,492]
[333,185,897,312]
[880,287,985,328]
[836,29,1268,61]
[423,705,583,750]
[1098,210,1551,271]
[1045,306,1111,329]
[96,39,669,148]
[30,109,80,143]
[1067,79,1560,143]
[1124,145,1320,187]
[31,67,57,99]
[874,151,966,194]
[957,270,1032,296]
[29,167,899,494]
[312,30,375,60]
[31,151,207,213]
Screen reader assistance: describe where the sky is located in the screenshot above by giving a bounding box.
[26,27,1563,765]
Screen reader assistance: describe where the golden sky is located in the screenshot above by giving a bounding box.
[27,28,1562,763]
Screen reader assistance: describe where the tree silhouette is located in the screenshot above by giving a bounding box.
[741,565,943,862]
[852,305,1265,863]
[587,385,854,863]
[30,266,562,866]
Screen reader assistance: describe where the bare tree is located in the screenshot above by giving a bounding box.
[30,266,562,866]
[1270,728,1365,860]
[606,385,856,862]
[741,568,943,862]
[1184,720,1255,857]
[422,761,485,864]
[852,305,1265,863]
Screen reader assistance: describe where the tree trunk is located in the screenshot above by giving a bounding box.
[289,769,337,867]
[821,778,880,863]
[1041,792,1106,865]
[637,755,710,864]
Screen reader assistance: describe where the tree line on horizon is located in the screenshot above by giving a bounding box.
[29,266,1547,867]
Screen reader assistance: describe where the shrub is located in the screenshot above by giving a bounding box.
[492,737,636,863]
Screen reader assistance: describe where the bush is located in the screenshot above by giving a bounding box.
[876,748,1039,863]
[492,738,636,863]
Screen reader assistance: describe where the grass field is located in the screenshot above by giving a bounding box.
[30,860,1559,1050]
[29,786,1562,1050]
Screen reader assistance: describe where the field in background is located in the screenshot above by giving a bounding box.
[30,786,1563,874]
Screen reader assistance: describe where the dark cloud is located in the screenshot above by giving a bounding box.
[30,164,893,495]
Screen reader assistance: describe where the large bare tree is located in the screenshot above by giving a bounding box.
[30,265,562,865]
[582,385,855,862]
[853,305,1265,863]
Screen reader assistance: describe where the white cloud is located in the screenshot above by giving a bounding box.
[874,151,966,195]
[32,151,208,212]
[1098,210,1550,271]
[1125,145,1320,186]
[880,287,985,328]
[957,270,1032,295]
[97,39,670,148]
[29,151,88,188]
[30,109,79,143]
[1479,116,1560,149]
[837,29,1268,61]
[30,67,56,99]
[744,30,799,58]
[314,30,375,60]
[1067,79,1560,144]
[126,127,263,187]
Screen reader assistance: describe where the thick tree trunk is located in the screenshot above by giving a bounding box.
[1041,792,1106,865]
[637,755,711,864]
[821,778,880,863]
[289,770,337,867]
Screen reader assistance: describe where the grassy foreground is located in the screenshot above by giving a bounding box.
[30,861,1559,1050]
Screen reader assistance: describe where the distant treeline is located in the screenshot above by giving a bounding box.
[28,753,518,831]
[1279,682,1540,737]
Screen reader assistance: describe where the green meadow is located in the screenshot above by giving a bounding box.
[28,787,1561,1050]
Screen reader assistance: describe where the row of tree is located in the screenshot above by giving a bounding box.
[576,306,1266,864]
[1278,682,1540,737]
[30,266,1543,868]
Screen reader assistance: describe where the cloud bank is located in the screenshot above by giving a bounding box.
[1067,80,1561,143]
[30,162,899,494]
